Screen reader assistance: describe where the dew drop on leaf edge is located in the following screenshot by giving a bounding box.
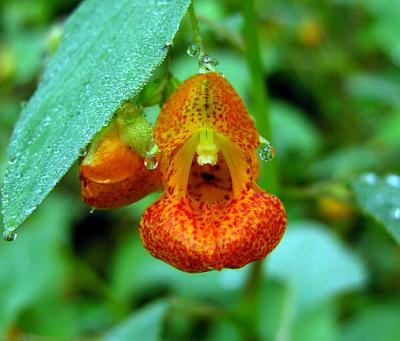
[79,147,87,157]
[2,231,17,242]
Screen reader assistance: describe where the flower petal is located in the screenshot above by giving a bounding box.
[154,72,259,154]
[139,188,286,272]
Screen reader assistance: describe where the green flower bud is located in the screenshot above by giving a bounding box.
[116,102,154,157]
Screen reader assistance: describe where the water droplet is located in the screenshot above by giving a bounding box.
[201,54,212,63]
[362,173,377,185]
[43,116,51,126]
[393,208,400,220]
[257,137,275,161]
[79,147,87,157]
[201,54,218,66]
[2,231,17,242]
[163,42,172,51]
[144,154,159,170]
[8,157,17,165]
[89,207,95,214]
[385,174,400,188]
[187,44,200,57]
[198,54,219,73]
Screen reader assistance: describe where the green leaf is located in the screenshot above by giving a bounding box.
[1,0,191,233]
[312,146,380,180]
[0,194,74,332]
[292,302,338,341]
[341,301,400,341]
[345,73,400,106]
[258,281,339,341]
[266,221,367,309]
[352,173,400,243]
[104,301,168,341]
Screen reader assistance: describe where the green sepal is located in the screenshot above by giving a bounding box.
[116,102,154,157]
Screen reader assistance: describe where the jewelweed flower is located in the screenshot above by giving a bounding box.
[140,72,287,272]
[80,122,161,209]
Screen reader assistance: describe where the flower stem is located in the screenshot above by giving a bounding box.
[241,0,279,194]
[238,1,280,338]
[188,1,205,53]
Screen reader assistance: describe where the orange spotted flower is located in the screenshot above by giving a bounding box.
[139,72,287,272]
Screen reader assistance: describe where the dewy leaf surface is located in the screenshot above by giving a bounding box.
[353,173,400,243]
[1,0,191,232]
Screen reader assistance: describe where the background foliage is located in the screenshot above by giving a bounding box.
[0,0,399,340]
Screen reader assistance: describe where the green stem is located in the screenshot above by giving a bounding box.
[238,1,280,339]
[241,0,279,194]
[188,1,205,53]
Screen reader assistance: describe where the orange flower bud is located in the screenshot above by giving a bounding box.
[80,123,161,209]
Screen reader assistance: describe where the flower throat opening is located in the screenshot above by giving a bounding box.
[187,152,233,204]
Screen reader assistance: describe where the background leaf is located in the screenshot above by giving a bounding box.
[0,194,74,331]
[340,301,400,341]
[104,301,168,341]
[266,221,368,309]
[1,0,191,232]
[353,173,400,243]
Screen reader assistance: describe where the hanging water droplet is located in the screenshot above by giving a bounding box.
[144,154,159,170]
[198,54,219,73]
[187,44,200,57]
[163,42,173,51]
[201,54,212,63]
[257,137,275,161]
[201,54,219,66]
[79,147,87,157]
[2,231,17,242]
[89,207,95,214]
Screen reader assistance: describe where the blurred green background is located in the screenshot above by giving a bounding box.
[1,0,400,340]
